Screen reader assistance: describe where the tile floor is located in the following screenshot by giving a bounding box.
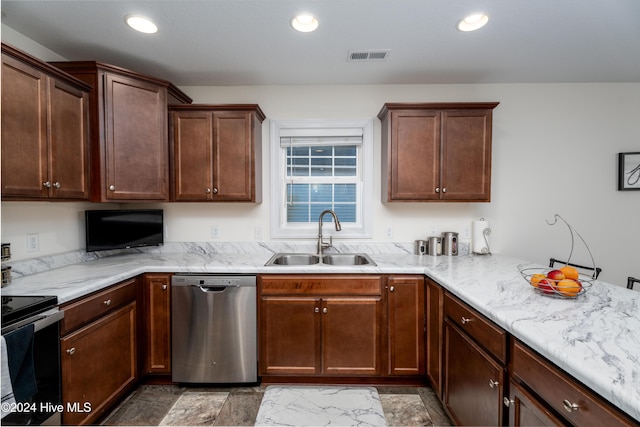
[102,384,452,426]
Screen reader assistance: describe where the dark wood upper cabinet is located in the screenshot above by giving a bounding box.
[50,61,191,202]
[1,43,90,200]
[378,102,499,202]
[169,105,264,202]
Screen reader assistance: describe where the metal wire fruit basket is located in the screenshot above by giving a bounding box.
[519,214,597,299]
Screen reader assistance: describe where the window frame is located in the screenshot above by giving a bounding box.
[270,119,374,239]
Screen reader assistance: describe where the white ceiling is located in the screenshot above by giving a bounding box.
[2,0,640,86]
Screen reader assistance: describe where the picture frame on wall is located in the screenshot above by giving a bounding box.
[618,152,640,191]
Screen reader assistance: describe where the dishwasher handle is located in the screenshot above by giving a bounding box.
[198,285,230,293]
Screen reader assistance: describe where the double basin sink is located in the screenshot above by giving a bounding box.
[265,253,376,266]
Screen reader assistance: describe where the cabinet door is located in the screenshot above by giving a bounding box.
[171,111,213,200]
[507,380,564,426]
[441,109,492,201]
[143,274,171,374]
[61,302,137,425]
[322,297,381,376]
[259,296,320,375]
[387,110,440,201]
[103,73,168,200]
[387,276,425,376]
[212,111,254,201]
[49,78,90,199]
[444,320,505,426]
[426,278,444,396]
[1,54,48,198]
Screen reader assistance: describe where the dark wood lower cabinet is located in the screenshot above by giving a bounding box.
[142,273,172,374]
[506,380,564,426]
[426,278,444,396]
[60,302,137,425]
[443,319,505,426]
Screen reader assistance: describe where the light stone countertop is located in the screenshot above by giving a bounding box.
[2,242,639,422]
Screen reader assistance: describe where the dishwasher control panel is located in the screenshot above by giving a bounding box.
[172,274,256,288]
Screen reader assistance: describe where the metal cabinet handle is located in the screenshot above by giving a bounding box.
[461,316,472,324]
[322,307,328,314]
[103,299,112,306]
[314,307,320,313]
[53,181,61,188]
[43,181,51,188]
[435,187,440,193]
[162,285,167,290]
[389,286,395,292]
[109,185,115,191]
[489,379,499,388]
[206,188,211,194]
[442,188,447,193]
[66,347,75,355]
[212,187,218,194]
[563,399,579,413]
[503,397,514,407]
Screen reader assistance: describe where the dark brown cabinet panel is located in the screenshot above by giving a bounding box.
[61,302,136,425]
[379,102,498,202]
[387,275,425,376]
[426,278,444,396]
[258,275,382,378]
[506,380,564,426]
[143,273,172,375]
[170,105,264,202]
[51,61,190,202]
[1,43,90,200]
[444,319,505,426]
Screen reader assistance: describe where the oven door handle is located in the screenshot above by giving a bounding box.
[1,308,64,334]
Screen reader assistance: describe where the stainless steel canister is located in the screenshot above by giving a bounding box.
[442,232,459,256]
[427,236,441,256]
[415,240,427,255]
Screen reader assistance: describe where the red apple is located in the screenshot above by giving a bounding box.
[546,270,565,281]
[538,279,555,295]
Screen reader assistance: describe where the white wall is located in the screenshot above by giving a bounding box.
[2,27,639,288]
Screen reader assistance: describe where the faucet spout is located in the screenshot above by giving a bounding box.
[317,210,342,255]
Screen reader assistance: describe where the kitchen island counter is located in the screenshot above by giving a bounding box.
[3,244,639,422]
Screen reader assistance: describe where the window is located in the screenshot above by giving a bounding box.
[270,119,373,239]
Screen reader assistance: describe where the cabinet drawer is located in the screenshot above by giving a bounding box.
[260,275,382,296]
[444,292,507,363]
[512,340,635,427]
[61,278,137,335]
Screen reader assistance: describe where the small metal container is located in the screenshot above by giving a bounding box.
[427,236,442,256]
[2,266,11,287]
[415,240,427,255]
[1,243,10,261]
[442,232,459,256]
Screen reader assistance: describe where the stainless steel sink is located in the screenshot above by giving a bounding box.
[264,253,376,266]
[265,253,320,266]
[322,253,376,266]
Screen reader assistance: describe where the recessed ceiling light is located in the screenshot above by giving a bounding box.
[457,13,489,32]
[291,14,319,32]
[125,15,158,34]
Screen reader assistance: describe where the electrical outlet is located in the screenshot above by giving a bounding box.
[430,225,438,236]
[211,225,220,239]
[463,227,471,239]
[386,225,393,239]
[26,233,39,252]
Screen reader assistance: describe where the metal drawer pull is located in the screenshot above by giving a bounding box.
[314,307,320,313]
[442,188,447,193]
[109,185,115,191]
[322,307,328,314]
[389,286,395,292]
[103,299,112,306]
[489,379,499,388]
[435,187,440,193]
[66,347,75,355]
[162,285,167,290]
[212,187,218,194]
[53,182,61,188]
[43,181,51,188]
[503,397,514,407]
[563,399,579,413]
[206,188,211,194]
[461,316,472,324]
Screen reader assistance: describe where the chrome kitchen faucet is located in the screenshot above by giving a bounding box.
[317,210,342,256]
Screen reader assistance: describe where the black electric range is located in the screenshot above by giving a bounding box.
[1,295,58,328]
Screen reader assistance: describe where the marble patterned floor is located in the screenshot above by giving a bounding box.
[101,384,452,426]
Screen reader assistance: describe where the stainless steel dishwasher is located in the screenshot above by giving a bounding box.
[171,274,257,383]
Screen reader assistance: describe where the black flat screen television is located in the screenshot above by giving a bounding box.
[85,209,163,252]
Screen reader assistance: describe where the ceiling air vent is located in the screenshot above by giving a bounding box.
[348,49,390,61]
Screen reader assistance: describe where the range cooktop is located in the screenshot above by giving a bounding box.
[1,295,58,326]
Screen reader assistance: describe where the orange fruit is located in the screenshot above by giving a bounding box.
[555,279,582,297]
[530,273,546,287]
[560,266,579,280]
